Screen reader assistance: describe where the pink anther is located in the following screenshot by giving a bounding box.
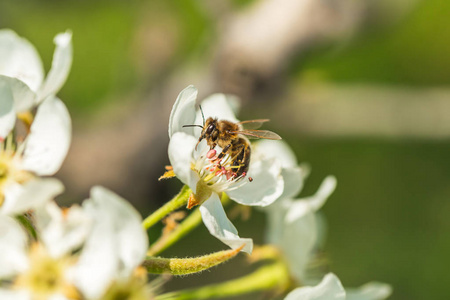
[206,149,217,159]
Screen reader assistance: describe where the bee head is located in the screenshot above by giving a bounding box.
[196,117,218,150]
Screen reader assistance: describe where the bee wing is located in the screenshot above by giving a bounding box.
[238,119,270,130]
[231,129,282,140]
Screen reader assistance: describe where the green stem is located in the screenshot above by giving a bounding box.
[142,185,191,230]
[155,262,290,300]
[147,193,232,256]
[144,246,244,275]
[147,207,202,256]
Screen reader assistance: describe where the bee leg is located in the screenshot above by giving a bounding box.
[217,144,231,159]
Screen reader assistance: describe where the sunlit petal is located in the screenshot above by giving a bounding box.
[0,178,64,216]
[346,282,392,300]
[168,132,197,187]
[0,215,29,278]
[284,273,346,300]
[200,194,253,254]
[37,31,72,101]
[168,85,198,138]
[227,158,283,207]
[22,97,71,176]
[34,201,92,258]
[0,29,44,92]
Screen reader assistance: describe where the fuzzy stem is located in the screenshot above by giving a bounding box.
[144,245,244,275]
[143,185,191,230]
[155,262,290,300]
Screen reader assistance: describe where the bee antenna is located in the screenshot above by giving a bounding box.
[182,124,204,129]
[199,105,206,126]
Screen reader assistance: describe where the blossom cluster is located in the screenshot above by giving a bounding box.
[0,29,392,300]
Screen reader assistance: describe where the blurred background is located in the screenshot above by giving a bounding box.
[1,0,449,299]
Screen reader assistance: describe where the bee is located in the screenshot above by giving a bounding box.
[183,107,281,181]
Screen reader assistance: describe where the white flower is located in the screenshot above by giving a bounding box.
[0,96,71,215]
[285,273,392,300]
[265,175,337,282]
[0,201,88,300]
[168,85,286,253]
[73,186,149,300]
[0,29,72,114]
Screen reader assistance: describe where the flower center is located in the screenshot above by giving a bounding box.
[0,138,33,206]
[191,148,248,194]
[102,268,151,300]
[14,244,80,300]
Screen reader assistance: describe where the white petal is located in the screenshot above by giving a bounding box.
[34,201,92,258]
[0,178,64,216]
[73,211,118,299]
[264,198,292,245]
[285,273,346,300]
[0,79,15,138]
[168,132,197,188]
[195,93,239,126]
[0,29,44,92]
[168,85,198,138]
[0,215,29,278]
[254,140,298,168]
[227,158,283,207]
[282,210,317,281]
[89,186,148,274]
[37,31,72,101]
[286,176,337,223]
[0,75,36,113]
[346,282,392,300]
[74,186,148,298]
[279,166,303,200]
[0,289,30,300]
[200,194,253,254]
[22,96,71,176]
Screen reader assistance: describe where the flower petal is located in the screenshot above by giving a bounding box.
[75,186,148,299]
[346,282,392,300]
[0,215,29,278]
[0,79,15,138]
[200,194,253,254]
[34,201,92,258]
[0,289,29,300]
[37,31,72,101]
[168,132,198,188]
[22,96,71,176]
[279,166,303,200]
[284,273,346,300]
[281,210,317,281]
[195,93,239,126]
[0,75,36,113]
[88,186,148,274]
[285,176,337,223]
[0,29,44,92]
[227,158,283,207]
[254,140,298,168]
[168,85,198,138]
[0,178,64,216]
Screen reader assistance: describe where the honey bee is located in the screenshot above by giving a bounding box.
[183,107,281,181]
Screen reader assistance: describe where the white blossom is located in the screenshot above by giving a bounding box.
[0,29,72,116]
[168,85,289,253]
[73,186,149,300]
[0,96,71,216]
[285,273,392,300]
[0,203,86,300]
